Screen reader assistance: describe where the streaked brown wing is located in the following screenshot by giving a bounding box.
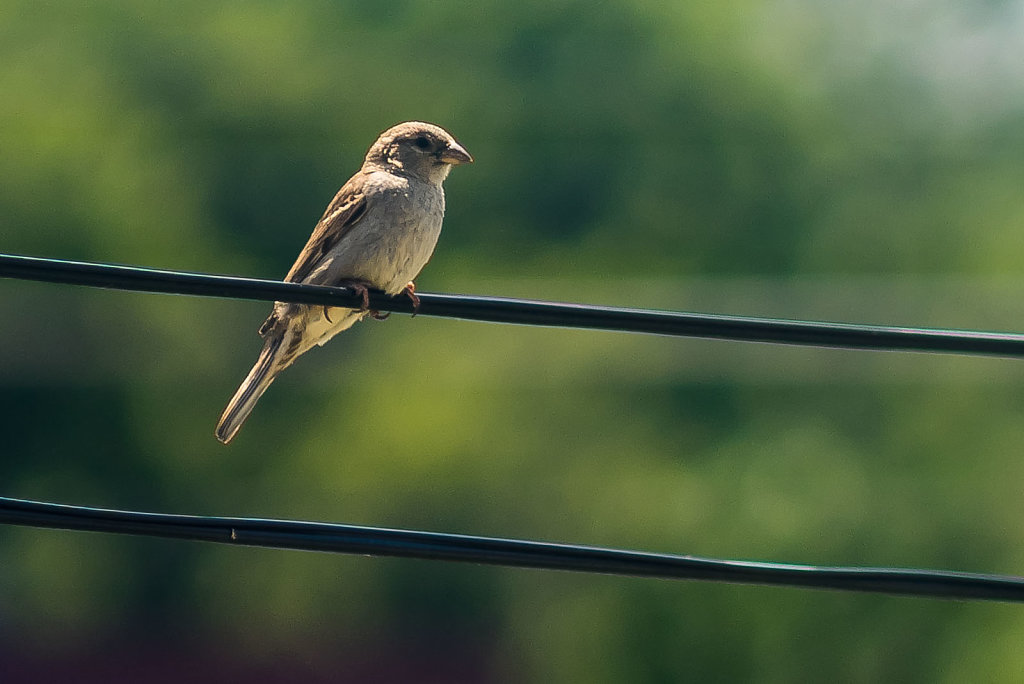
[284,176,369,284]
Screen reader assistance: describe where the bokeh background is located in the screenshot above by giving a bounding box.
[3,1,1024,681]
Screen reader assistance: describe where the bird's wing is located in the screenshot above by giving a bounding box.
[284,174,370,284]
[257,174,370,339]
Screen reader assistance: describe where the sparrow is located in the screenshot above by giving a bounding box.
[215,121,473,444]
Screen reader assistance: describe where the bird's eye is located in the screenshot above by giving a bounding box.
[413,136,431,150]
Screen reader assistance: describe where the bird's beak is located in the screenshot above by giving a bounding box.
[439,141,473,165]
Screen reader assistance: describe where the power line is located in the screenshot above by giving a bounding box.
[3,252,1024,358]
[2,253,1023,603]
[1,495,1021,602]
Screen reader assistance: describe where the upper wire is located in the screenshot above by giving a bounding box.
[3,252,1024,358]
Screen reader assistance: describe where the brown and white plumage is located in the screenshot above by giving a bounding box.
[215,121,472,444]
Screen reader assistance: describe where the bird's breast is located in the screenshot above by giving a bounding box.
[319,178,446,295]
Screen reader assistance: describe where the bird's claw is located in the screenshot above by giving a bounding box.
[331,280,414,321]
[337,279,391,320]
[403,282,420,316]
[337,279,373,312]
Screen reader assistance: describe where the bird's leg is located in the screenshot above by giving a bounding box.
[335,279,372,310]
[338,278,391,320]
[402,281,421,316]
[371,282,417,320]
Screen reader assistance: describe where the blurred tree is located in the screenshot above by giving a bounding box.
[2,0,1024,681]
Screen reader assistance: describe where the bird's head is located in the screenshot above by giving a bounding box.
[365,121,473,184]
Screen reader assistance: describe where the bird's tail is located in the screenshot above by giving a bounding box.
[215,333,290,444]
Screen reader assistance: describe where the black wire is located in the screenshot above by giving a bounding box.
[3,252,1024,358]
[1,496,1021,602]
[2,254,1023,602]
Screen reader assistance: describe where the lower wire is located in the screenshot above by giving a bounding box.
[0,496,1021,602]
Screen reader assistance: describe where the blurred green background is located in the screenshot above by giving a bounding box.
[3,0,1024,681]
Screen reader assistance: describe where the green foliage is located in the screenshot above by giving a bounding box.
[2,0,1024,680]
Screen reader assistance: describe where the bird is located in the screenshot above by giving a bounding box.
[215,121,473,444]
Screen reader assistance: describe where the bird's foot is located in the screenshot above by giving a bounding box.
[337,279,374,311]
[335,278,391,321]
[402,281,421,316]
